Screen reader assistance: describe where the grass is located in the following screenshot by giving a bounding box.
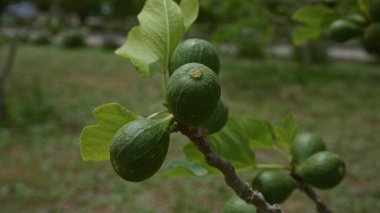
[1,44,379,213]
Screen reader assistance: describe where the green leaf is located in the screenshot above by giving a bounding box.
[292,5,338,26]
[116,0,188,77]
[115,27,161,77]
[274,113,298,148]
[80,103,139,161]
[180,0,199,31]
[163,160,208,176]
[183,141,204,162]
[292,26,322,46]
[138,0,185,68]
[162,143,218,176]
[227,117,275,149]
[182,143,219,174]
[208,129,256,168]
[166,117,279,176]
[222,196,257,213]
[291,5,338,45]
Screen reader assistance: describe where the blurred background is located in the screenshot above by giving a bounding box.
[0,0,379,212]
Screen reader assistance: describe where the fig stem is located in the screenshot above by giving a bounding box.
[163,114,175,124]
[147,109,169,119]
[175,123,283,213]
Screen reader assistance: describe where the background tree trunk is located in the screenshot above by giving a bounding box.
[0,84,6,122]
[0,35,19,122]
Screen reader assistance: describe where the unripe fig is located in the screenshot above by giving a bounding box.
[110,118,170,182]
[167,63,221,127]
[169,38,220,75]
[252,170,296,204]
[297,151,346,189]
[201,99,229,134]
[291,132,326,164]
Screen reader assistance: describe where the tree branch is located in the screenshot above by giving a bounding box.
[175,123,283,213]
[291,173,334,213]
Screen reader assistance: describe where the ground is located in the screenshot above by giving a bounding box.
[0,44,379,213]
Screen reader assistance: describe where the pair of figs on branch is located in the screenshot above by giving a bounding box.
[327,0,380,55]
[110,38,229,182]
[251,133,346,205]
[291,133,346,190]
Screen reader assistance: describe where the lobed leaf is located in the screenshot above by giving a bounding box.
[138,0,185,68]
[115,27,161,77]
[180,0,199,31]
[116,0,199,77]
[80,103,139,161]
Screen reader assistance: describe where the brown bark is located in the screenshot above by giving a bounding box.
[291,173,334,213]
[175,123,282,213]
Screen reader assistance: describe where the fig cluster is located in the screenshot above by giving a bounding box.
[109,38,229,182]
[292,133,346,190]
[167,38,229,132]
